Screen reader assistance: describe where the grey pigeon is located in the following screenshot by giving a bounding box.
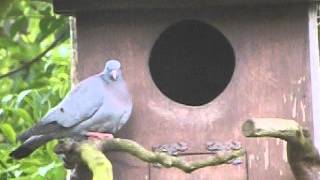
[10,59,132,159]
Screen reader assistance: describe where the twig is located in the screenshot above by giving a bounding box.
[0,31,69,79]
[101,138,244,173]
[242,118,320,180]
[55,138,244,180]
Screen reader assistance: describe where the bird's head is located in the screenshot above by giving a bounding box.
[103,59,122,81]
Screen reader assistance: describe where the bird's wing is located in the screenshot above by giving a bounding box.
[18,121,66,142]
[18,76,104,141]
[45,76,104,127]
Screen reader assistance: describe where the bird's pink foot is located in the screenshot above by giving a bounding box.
[86,132,114,140]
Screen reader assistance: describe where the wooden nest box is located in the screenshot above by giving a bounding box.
[53,0,320,179]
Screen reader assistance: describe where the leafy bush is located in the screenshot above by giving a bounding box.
[0,0,70,179]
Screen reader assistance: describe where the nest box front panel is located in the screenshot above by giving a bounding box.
[74,4,312,180]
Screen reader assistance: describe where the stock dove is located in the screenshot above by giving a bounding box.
[10,59,132,159]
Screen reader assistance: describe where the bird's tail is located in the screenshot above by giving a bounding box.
[10,135,53,159]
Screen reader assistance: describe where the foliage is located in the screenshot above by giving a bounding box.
[0,0,70,179]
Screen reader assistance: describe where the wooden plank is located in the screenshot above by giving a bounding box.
[73,4,313,179]
[53,0,318,14]
[308,4,320,151]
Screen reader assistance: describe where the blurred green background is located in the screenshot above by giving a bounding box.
[0,0,70,179]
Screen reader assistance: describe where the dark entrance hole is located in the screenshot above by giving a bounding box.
[149,20,235,106]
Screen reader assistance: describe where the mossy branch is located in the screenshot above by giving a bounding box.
[79,143,113,180]
[100,138,244,173]
[55,138,244,180]
[242,118,320,180]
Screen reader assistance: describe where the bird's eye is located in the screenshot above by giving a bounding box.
[60,108,64,112]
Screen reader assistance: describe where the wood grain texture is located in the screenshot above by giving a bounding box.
[242,118,320,180]
[308,4,320,151]
[53,0,319,14]
[72,3,314,180]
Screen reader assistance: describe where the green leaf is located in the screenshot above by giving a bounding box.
[46,163,65,180]
[1,94,14,104]
[3,164,20,173]
[30,90,43,119]
[45,140,58,160]
[0,37,19,48]
[0,123,16,143]
[38,162,55,176]
[0,108,4,116]
[13,170,23,178]
[15,108,33,124]
[15,89,33,108]
[10,16,28,38]
[0,134,5,143]
[20,158,43,167]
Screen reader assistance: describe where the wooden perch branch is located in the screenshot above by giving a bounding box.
[79,143,113,180]
[242,118,320,180]
[55,138,244,180]
[100,138,244,173]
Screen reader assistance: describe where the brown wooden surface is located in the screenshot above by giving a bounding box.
[73,4,313,180]
[53,0,319,14]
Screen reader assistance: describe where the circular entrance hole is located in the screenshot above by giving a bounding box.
[149,20,235,106]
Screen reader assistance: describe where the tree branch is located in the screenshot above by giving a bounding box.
[79,142,113,180]
[0,31,69,79]
[101,138,244,173]
[55,138,244,180]
[242,118,320,180]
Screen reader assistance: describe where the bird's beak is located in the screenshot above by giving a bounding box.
[111,70,118,80]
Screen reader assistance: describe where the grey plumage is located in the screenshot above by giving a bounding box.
[10,59,132,159]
